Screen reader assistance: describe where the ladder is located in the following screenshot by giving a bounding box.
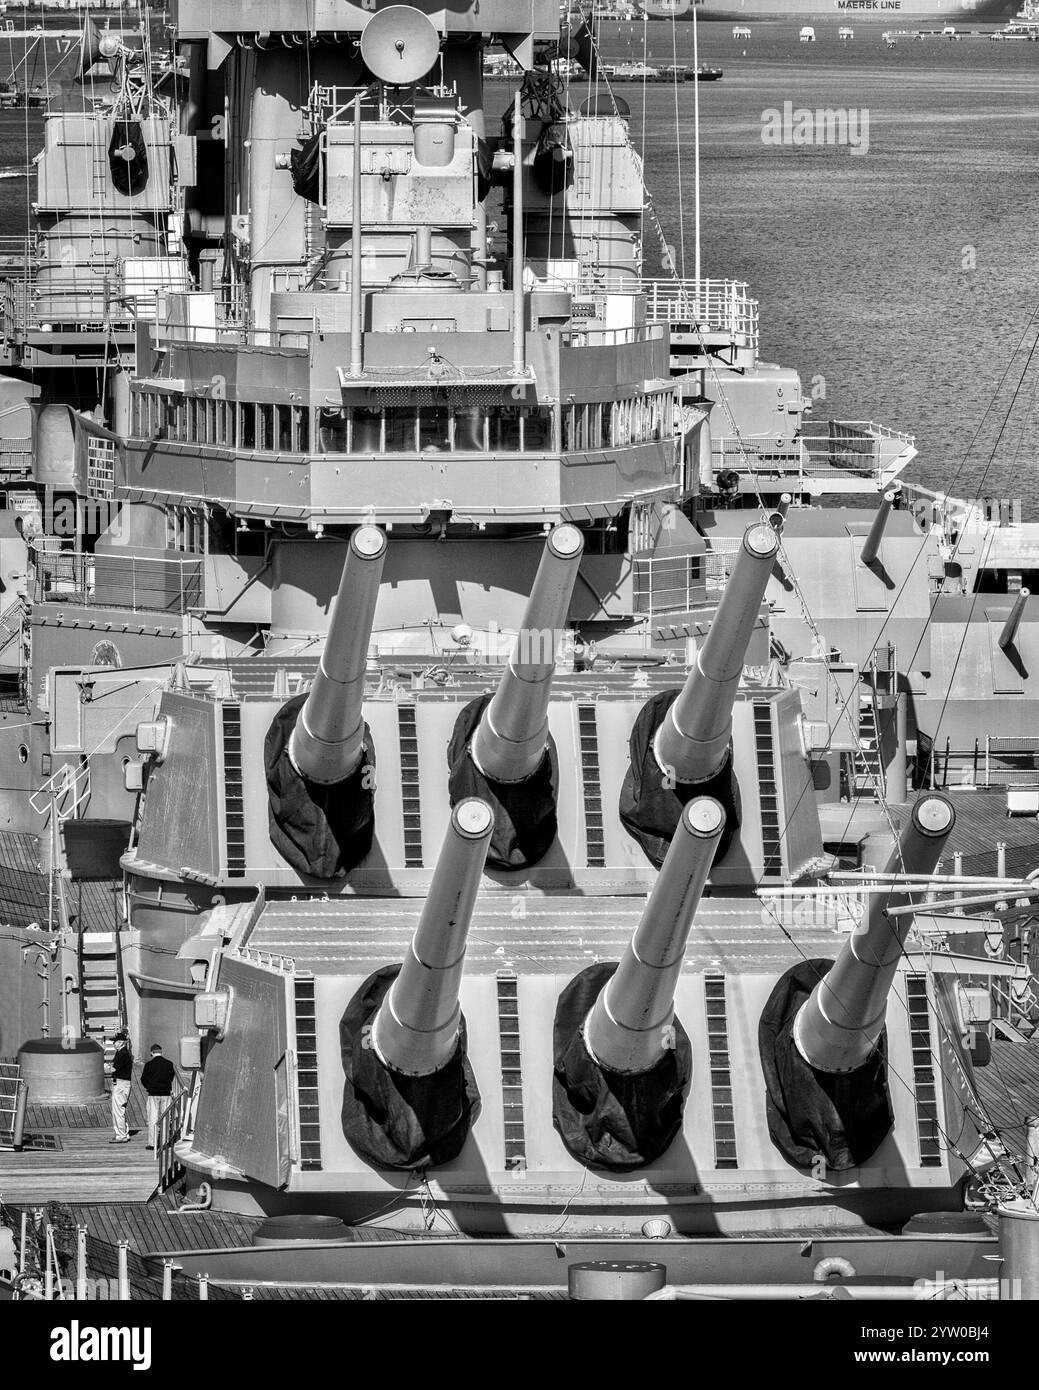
[853,695,885,799]
[0,599,24,657]
[78,932,125,1059]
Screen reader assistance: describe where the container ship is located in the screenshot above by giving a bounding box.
[626,0,1021,23]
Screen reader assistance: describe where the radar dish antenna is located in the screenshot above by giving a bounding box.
[360,6,441,86]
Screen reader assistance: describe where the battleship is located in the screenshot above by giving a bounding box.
[0,0,1037,1306]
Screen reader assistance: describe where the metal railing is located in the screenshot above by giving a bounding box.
[0,436,32,473]
[154,321,309,350]
[704,540,743,592]
[713,420,914,490]
[577,276,759,348]
[34,551,203,615]
[566,323,666,348]
[984,737,1039,788]
[156,1089,191,1194]
[633,550,706,615]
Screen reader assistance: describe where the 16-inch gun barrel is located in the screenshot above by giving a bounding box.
[793,795,955,1074]
[288,524,387,785]
[371,798,493,1077]
[653,521,779,787]
[470,523,584,784]
[584,798,725,1075]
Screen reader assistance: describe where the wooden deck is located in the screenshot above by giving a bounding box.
[975,1038,1039,1152]
[1,1076,158,1205]
[57,1196,263,1256]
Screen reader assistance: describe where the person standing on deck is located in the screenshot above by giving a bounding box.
[141,1043,176,1151]
[108,1031,133,1144]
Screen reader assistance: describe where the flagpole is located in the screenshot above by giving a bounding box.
[693,0,701,290]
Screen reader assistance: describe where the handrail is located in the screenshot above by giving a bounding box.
[34,551,204,616]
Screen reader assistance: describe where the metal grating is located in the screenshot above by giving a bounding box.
[294,976,322,1171]
[905,974,943,1167]
[222,705,247,876]
[704,973,739,1169]
[496,972,526,1171]
[86,437,115,499]
[577,704,605,867]
[752,702,782,874]
[397,704,423,868]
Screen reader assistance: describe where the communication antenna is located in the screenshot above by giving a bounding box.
[359,6,441,85]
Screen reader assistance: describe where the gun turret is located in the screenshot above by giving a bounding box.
[449,524,584,870]
[654,521,779,786]
[553,798,725,1170]
[794,795,955,1074]
[372,799,493,1076]
[289,524,387,786]
[759,795,956,1171]
[265,525,386,878]
[470,523,584,784]
[341,799,492,1169]
[620,520,779,867]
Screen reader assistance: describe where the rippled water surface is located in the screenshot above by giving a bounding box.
[597,22,1039,508]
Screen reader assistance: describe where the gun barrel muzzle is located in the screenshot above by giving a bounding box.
[371,798,493,1076]
[654,521,779,786]
[793,794,955,1074]
[999,588,1030,652]
[583,797,725,1075]
[471,523,584,783]
[860,487,898,567]
[289,524,387,785]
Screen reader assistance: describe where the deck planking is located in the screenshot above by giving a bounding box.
[55,1198,264,1256]
[975,1039,1039,1150]
[3,1074,159,1204]
[0,1129,157,1204]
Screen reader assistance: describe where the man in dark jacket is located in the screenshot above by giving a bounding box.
[141,1044,177,1151]
[109,1032,133,1144]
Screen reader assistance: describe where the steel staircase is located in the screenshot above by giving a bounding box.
[78,932,125,1060]
[0,599,25,657]
[853,695,885,799]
